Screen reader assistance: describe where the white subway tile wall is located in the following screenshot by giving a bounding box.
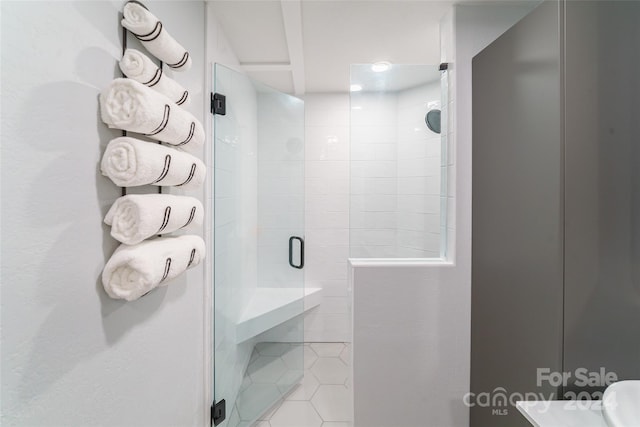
[303,94,352,343]
[302,81,445,341]
[350,79,443,258]
[350,92,398,257]
[256,92,305,290]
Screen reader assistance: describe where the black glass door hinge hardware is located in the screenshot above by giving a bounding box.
[211,93,226,115]
[211,399,226,426]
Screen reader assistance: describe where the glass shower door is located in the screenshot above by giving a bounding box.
[213,64,305,427]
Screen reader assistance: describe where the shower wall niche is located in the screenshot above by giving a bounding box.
[350,65,448,258]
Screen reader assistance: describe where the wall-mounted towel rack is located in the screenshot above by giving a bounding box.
[101,0,206,303]
[120,1,163,197]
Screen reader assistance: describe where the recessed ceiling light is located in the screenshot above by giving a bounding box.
[371,61,392,72]
[350,84,363,92]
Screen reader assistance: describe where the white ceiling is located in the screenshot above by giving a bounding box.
[210,0,456,94]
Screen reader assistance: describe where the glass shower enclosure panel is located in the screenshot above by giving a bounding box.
[349,64,448,259]
[213,64,305,427]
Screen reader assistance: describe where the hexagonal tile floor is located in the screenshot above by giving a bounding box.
[269,401,323,427]
[257,343,352,427]
[229,343,353,427]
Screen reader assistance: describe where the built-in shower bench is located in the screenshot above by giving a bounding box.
[235,287,322,343]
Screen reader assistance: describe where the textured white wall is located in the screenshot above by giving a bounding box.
[1,1,207,425]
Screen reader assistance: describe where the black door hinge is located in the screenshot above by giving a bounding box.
[211,93,226,115]
[211,399,226,426]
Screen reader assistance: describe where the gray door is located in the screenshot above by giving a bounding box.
[472,1,640,426]
[471,2,564,426]
[563,0,640,395]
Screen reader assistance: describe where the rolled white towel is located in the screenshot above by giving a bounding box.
[120,49,189,106]
[105,194,204,245]
[102,235,205,301]
[101,137,205,190]
[99,78,203,153]
[121,2,191,71]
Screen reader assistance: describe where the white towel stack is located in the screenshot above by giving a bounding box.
[121,2,192,71]
[99,78,203,153]
[101,137,205,190]
[120,49,190,106]
[105,194,204,245]
[102,235,206,301]
[101,3,206,302]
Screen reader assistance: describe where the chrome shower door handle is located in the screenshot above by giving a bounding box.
[288,236,304,269]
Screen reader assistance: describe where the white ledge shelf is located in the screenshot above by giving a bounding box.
[236,287,322,344]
